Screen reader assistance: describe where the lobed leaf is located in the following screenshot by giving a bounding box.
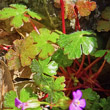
[91,50,107,57]
[58,31,98,59]
[104,51,110,64]
[97,20,110,32]
[76,0,96,16]
[4,91,18,109]
[31,57,58,76]
[30,28,60,59]
[20,36,38,67]
[101,7,110,20]
[0,4,42,28]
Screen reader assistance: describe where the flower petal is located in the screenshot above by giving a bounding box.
[15,98,22,107]
[79,99,86,108]
[69,102,82,110]
[73,90,82,100]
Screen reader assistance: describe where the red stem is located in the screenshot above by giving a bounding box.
[88,55,93,75]
[85,57,102,71]
[75,54,85,77]
[92,60,106,80]
[74,6,81,31]
[60,0,66,34]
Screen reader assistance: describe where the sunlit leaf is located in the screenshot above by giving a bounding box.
[30,28,60,59]
[0,4,42,28]
[58,31,98,59]
[31,57,58,76]
[4,91,18,109]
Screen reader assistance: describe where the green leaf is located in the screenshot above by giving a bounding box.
[4,91,18,109]
[91,50,107,57]
[46,91,64,104]
[30,59,43,73]
[52,49,73,67]
[30,28,60,59]
[20,36,38,67]
[20,88,30,102]
[82,88,100,110]
[0,4,42,28]
[58,31,98,59]
[33,73,54,93]
[53,76,65,91]
[39,57,58,76]
[31,57,58,76]
[27,9,42,20]
[100,97,110,110]
[104,51,110,63]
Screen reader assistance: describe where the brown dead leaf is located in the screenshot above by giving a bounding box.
[0,60,14,109]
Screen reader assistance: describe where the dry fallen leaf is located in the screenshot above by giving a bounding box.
[0,60,14,109]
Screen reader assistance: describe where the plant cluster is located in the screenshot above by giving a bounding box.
[0,0,110,110]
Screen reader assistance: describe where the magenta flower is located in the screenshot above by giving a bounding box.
[69,90,86,110]
[15,98,40,110]
[15,98,28,110]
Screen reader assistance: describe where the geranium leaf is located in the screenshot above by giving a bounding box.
[4,91,18,109]
[30,59,43,74]
[52,49,73,67]
[97,7,110,32]
[33,74,65,103]
[91,50,107,57]
[0,4,42,28]
[101,7,110,20]
[76,1,96,16]
[104,51,110,64]
[30,28,60,59]
[53,76,65,91]
[58,31,98,59]
[31,57,58,76]
[39,57,58,76]
[97,20,110,32]
[20,36,38,67]
[20,88,30,102]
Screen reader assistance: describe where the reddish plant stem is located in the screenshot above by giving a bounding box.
[75,54,85,77]
[74,6,81,31]
[92,60,106,80]
[24,14,40,34]
[88,55,93,75]
[74,59,80,67]
[85,57,102,71]
[39,94,48,101]
[29,19,40,34]
[67,67,72,76]
[59,67,68,77]
[60,0,66,34]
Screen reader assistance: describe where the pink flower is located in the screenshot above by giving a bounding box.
[69,90,86,110]
[15,98,28,110]
[15,98,40,110]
